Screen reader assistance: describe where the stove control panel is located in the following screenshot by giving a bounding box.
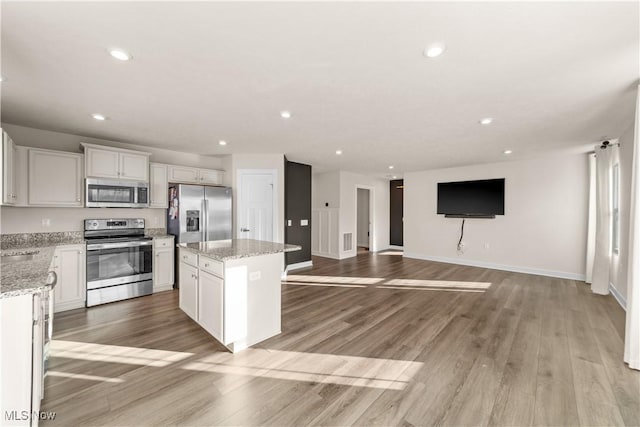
[84,218,145,231]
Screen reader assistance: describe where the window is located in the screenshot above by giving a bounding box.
[612,163,620,254]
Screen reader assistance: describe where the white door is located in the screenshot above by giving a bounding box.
[238,172,275,241]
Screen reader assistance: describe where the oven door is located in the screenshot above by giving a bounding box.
[86,178,149,208]
[86,240,153,289]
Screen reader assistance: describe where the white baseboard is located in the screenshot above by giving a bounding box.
[285,260,313,272]
[153,285,174,293]
[311,251,340,260]
[403,252,586,281]
[388,245,404,250]
[54,299,85,313]
[609,282,627,310]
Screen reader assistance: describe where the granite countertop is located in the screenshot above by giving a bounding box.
[1,232,87,298]
[1,232,85,250]
[149,234,175,239]
[178,239,301,262]
[1,246,58,298]
[145,228,173,238]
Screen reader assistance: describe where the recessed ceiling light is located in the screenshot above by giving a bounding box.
[109,49,132,61]
[92,114,107,121]
[503,150,513,155]
[424,43,446,58]
[335,150,342,155]
[479,117,494,125]
[218,140,227,146]
[388,165,394,170]
[280,111,292,119]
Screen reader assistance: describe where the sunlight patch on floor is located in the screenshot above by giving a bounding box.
[285,282,367,288]
[377,251,404,256]
[377,285,486,293]
[47,370,124,383]
[284,275,384,285]
[182,348,423,390]
[51,340,193,367]
[378,278,492,292]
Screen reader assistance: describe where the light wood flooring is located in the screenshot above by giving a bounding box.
[42,252,639,426]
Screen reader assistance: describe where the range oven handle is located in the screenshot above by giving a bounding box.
[87,240,153,251]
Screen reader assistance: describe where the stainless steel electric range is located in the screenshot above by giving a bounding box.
[85,218,153,307]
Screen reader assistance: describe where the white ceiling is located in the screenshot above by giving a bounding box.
[1,2,638,176]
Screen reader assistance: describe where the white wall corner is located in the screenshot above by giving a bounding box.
[609,282,627,310]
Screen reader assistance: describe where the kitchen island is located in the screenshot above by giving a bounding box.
[177,239,301,352]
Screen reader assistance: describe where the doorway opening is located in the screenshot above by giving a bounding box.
[357,188,371,252]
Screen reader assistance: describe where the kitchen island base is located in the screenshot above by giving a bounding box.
[178,241,299,353]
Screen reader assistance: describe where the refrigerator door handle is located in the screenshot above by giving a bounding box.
[202,198,208,242]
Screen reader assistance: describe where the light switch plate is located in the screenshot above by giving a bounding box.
[287,220,292,226]
[300,219,309,226]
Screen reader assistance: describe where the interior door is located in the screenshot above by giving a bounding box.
[238,172,274,241]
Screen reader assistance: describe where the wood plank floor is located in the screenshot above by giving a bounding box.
[42,252,640,426]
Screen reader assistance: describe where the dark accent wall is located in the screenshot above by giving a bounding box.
[390,179,404,246]
[285,159,312,266]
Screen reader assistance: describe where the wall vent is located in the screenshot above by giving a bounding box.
[343,232,353,251]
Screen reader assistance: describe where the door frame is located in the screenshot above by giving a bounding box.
[354,185,375,252]
[236,169,279,242]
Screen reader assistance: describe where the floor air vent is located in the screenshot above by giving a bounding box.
[343,233,353,251]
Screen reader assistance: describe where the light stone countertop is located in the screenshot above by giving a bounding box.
[1,246,58,298]
[178,239,301,262]
[1,232,87,298]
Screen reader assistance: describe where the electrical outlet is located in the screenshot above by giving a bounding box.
[484,243,490,249]
[249,271,261,281]
[41,218,51,227]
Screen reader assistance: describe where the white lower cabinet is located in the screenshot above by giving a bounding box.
[0,292,45,426]
[197,270,224,342]
[52,244,86,313]
[153,237,174,292]
[178,248,282,352]
[179,261,198,321]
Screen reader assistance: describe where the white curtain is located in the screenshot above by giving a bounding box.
[624,86,640,371]
[591,146,613,295]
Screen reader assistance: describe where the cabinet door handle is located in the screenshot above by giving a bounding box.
[205,263,210,267]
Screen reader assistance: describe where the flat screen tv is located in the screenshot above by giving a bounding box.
[437,178,505,218]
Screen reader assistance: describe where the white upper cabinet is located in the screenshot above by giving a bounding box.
[149,163,168,208]
[1,130,17,205]
[168,165,224,185]
[28,148,83,206]
[199,169,224,185]
[85,147,119,179]
[13,146,29,206]
[120,152,149,181]
[82,143,150,181]
[168,165,200,184]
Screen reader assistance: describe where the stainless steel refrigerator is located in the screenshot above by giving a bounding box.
[167,184,232,243]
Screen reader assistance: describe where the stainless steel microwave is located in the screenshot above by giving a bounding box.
[85,178,149,208]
